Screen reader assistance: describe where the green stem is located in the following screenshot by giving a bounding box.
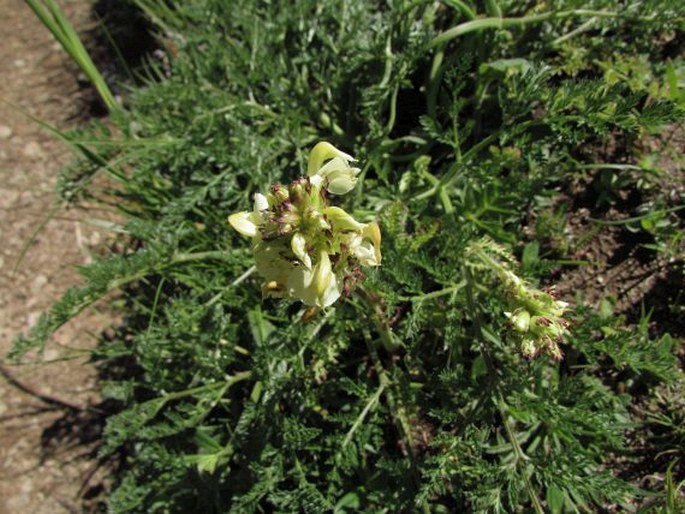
[341,383,385,449]
[362,334,428,513]
[429,9,657,48]
[170,250,236,264]
[410,119,540,204]
[442,0,477,21]
[161,371,252,402]
[552,17,598,46]
[363,337,415,453]
[357,288,400,352]
[399,280,467,302]
[356,290,427,512]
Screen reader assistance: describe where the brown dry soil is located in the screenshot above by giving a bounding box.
[553,126,685,332]
[0,1,107,512]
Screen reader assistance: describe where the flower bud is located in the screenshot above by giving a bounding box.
[270,183,289,204]
[288,179,308,204]
[520,338,537,359]
[506,309,531,333]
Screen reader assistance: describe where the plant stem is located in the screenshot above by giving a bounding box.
[399,280,466,302]
[362,334,428,513]
[409,119,540,204]
[356,289,428,513]
[162,371,252,402]
[429,9,658,48]
[363,337,416,454]
[442,0,477,21]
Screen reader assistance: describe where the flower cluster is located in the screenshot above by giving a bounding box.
[467,240,570,360]
[502,270,570,360]
[228,142,381,308]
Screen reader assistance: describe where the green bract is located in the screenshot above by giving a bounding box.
[228,142,380,308]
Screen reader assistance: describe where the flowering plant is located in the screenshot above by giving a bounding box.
[228,142,381,308]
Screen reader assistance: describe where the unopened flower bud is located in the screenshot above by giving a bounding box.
[507,309,531,333]
[289,179,308,204]
[270,183,289,204]
[521,338,537,359]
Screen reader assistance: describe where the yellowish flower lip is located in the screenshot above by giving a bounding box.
[228,211,258,237]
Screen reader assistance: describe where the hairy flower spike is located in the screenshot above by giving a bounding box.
[469,239,570,360]
[228,142,381,307]
[502,280,570,360]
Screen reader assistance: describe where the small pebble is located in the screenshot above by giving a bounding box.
[30,274,48,294]
[22,141,43,158]
[27,311,42,328]
[43,348,60,361]
[0,125,12,139]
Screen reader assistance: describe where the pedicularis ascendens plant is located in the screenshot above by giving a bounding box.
[14,0,684,512]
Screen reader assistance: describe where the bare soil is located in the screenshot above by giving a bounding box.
[552,125,685,331]
[0,2,107,512]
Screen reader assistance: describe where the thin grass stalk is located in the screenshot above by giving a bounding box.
[24,0,118,111]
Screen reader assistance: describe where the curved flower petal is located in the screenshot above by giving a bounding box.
[309,174,324,190]
[307,141,355,176]
[327,173,358,195]
[315,157,360,195]
[286,251,341,307]
[228,211,259,238]
[253,193,269,211]
[290,232,312,269]
[363,222,382,264]
[324,206,366,231]
[313,251,333,299]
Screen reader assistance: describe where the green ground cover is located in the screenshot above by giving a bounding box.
[14,0,685,512]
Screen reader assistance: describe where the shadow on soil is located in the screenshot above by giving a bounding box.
[8,1,158,508]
